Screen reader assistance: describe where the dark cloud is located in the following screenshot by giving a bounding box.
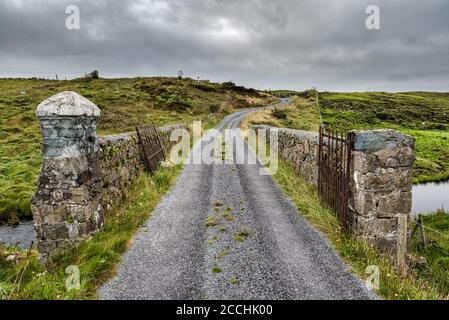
[0,0,448,91]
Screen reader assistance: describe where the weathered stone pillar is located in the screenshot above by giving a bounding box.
[32,91,104,265]
[350,129,415,269]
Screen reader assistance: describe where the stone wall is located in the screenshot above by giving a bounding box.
[252,125,415,267]
[32,91,186,265]
[253,125,319,185]
[98,125,186,212]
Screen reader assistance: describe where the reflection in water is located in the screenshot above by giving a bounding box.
[0,220,35,249]
[412,181,449,217]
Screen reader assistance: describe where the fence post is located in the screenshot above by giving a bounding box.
[32,91,104,266]
[349,129,415,269]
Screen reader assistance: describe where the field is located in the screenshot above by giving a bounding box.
[0,77,273,223]
[319,92,449,184]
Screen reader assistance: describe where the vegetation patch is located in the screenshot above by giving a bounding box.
[214,201,224,207]
[242,95,321,133]
[205,216,219,228]
[234,228,251,242]
[215,247,230,260]
[211,266,222,274]
[223,212,235,222]
[0,164,182,300]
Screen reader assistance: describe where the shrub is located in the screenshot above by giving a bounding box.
[271,108,288,120]
[85,70,99,81]
[209,104,221,114]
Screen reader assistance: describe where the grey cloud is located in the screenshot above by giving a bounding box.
[0,0,448,91]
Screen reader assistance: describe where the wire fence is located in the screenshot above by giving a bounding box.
[409,213,449,296]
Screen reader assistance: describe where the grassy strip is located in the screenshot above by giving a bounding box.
[0,164,182,300]
[272,160,446,300]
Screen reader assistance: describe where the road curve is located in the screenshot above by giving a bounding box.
[99,99,377,300]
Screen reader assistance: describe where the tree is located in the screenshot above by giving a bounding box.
[178,70,184,79]
[84,70,99,81]
[89,70,99,79]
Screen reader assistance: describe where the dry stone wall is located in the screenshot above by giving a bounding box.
[98,125,186,212]
[253,125,319,185]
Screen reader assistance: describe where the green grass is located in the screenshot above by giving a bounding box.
[205,216,219,227]
[0,164,182,300]
[243,95,321,132]
[223,212,235,222]
[410,211,449,296]
[211,266,222,274]
[0,77,273,223]
[318,91,449,183]
[234,228,251,242]
[272,159,446,300]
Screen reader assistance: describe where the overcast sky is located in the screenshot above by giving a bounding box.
[0,0,448,91]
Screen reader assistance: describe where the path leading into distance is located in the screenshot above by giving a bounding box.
[99,98,376,300]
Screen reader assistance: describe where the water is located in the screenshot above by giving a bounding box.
[0,220,36,249]
[412,181,449,217]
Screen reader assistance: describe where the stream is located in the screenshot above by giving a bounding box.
[412,180,449,217]
[0,220,36,249]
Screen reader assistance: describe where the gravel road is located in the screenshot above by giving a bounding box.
[99,99,377,300]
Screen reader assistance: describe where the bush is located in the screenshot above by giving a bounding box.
[271,108,288,120]
[155,93,195,111]
[209,104,221,114]
[85,70,99,81]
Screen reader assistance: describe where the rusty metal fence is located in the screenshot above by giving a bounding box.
[318,127,354,233]
[136,124,165,173]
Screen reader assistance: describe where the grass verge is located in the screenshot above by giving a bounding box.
[0,164,182,300]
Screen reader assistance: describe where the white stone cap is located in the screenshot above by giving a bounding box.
[36,91,101,117]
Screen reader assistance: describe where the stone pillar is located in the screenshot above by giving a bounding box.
[32,91,104,265]
[350,129,415,268]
